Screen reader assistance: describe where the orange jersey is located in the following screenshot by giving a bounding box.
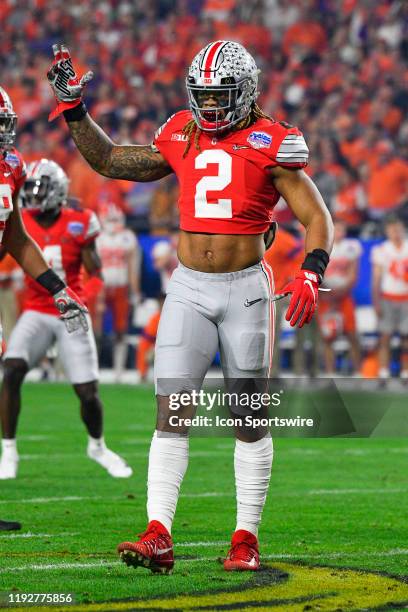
[318,295,357,338]
[368,159,408,210]
[263,228,303,292]
[137,311,161,377]
[22,208,100,315]
[0,253,19,281]
[153,111,308,234]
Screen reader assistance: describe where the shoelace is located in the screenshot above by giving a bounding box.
[137,527,169,555]
[229,541,256,562]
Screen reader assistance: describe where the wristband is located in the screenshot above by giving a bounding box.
[36,269,66,295]
[63,102,88,122]
[301,249,330,281]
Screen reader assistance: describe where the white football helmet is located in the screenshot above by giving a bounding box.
[0,87,17,149]
[21,159,69,215]
[186,40,259,132]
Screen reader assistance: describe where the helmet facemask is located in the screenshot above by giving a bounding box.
[0,115,17,149]
[22,176,60,216]
[0,87,17,150]
[187,77,256,132]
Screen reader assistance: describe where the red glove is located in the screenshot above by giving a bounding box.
[53,287,89,333]
[281,269,319,328]
[47,44,93,121]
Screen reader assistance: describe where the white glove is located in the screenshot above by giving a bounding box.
[54,287,89,333]
[47,44,93,120]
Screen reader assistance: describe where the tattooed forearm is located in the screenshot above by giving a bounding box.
[109,144,172,181]
[67,114,172,182]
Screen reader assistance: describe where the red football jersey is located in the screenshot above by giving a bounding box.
[0,148,26,242]
[22,208,100,315]
[153,111,309,234]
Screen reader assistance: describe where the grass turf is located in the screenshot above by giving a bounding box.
[0,383,407,610]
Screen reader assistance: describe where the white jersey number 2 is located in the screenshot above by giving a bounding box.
[194,150,232,219]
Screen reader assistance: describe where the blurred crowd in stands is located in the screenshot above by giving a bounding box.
[1,0,407,233]
[0,0,407,379]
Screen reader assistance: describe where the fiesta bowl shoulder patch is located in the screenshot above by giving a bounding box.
[67,221,84,236]
[247,131,272,149]
[4,152,20,168]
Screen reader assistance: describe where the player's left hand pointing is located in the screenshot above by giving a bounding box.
[281,269,319,328]
[53,287,89,333]
[47,44,93,121]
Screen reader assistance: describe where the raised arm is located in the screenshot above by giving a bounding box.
[47,44,172,182]
[67,114,172,182]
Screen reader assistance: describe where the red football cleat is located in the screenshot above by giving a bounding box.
[117,520,174,574]
[223,529,260,571]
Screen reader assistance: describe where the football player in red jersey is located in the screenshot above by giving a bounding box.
[0,86,88,529]
[0,86,88,333]
[47,41,333,573]
[0,159,133,481]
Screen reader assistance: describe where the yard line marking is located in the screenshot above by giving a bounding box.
[0,493,231,505]
[0,532,79,539]
[1,486,407,506]
[19,435,50,441]
[308,488,407,495]
[264,549,408,559]
[0,560,120,573]
[1,549,408,573]
[19,450,230,460]
[0,496,104,505]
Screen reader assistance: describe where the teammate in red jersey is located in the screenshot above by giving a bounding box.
[48,41,333,573]
[0,87,87,332]
[0,86,88,528]
[0,159,132,480]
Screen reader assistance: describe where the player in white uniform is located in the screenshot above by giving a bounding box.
[96,204,140,379]
[319,219,362,373]
[0,160,133,480]
[371,216,408,381]
[151,240,178,294]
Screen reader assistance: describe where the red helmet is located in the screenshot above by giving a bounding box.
[0,87,17,149]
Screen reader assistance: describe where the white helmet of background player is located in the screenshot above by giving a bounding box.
[99,203,125,234]
[186,40,259,132]
[0,86,17,149]
[21,159,69,215]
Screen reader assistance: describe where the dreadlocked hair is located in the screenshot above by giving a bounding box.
[182,104,273,158]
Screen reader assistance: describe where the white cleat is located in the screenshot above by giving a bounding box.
[0,453,19,480]
[87,444,133,478]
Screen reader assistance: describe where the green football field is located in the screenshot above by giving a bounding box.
[0,383,407,611]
